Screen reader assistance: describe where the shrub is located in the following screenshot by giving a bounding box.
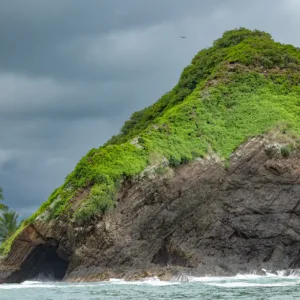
[138,137,146,144]
[280,146,291,158]
[155,166,168,175]
[73,184,115,224]
[168,156,181,168]
[265,146,277,158]
[191,150,204,159]
[224,160,230,170]
[180,156,190,164]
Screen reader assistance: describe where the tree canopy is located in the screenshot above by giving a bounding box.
[0,209,19,243]
[0,187,7,211]
[0,188,19,244]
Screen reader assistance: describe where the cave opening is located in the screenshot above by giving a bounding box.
[152,243,189,267]
[10,244,69,283]
[152,244,170,266]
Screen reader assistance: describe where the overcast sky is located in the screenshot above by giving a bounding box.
[0,0,299,219]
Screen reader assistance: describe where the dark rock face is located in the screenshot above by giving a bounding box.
[1,136,300,282]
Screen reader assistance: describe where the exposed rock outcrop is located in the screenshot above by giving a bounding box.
[1,136,300,283]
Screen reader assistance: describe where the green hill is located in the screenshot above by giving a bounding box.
[2,28,300,255]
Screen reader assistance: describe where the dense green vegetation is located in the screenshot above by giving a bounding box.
[1,28,300,255]
[0,188,6,211]
[0,209,19,243]
[0,188,19,249]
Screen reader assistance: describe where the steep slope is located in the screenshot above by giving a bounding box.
[1,28,300,282]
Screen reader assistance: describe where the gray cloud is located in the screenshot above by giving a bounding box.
[0,0,299,218]
[0,0,215,80]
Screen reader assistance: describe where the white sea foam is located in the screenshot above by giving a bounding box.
[186,274,263,282]
[109,276,179,286]
[0,282,54,289]
[203,281,300,288]
[0,281,100,290]
[2,270,300,289]
[109,278,125,282]
[21,281,44,285]
[185,270,300,288]
[186,270,300,282]
[0,278,179,289]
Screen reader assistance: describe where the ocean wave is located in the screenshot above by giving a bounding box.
[185,270,300,288]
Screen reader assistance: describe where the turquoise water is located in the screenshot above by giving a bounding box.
[1,275,300,300]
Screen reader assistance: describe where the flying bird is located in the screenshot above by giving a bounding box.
[179,36,187,39]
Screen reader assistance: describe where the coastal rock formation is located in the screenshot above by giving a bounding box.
[1,136,300,282]
[1,28,300,283]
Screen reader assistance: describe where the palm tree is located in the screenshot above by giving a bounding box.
[0,209,19,242]
[0,187,7,211]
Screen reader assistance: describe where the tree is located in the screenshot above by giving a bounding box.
[0,187,7,211]
[0,209,19,242]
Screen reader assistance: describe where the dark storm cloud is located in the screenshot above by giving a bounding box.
[0,0,299,218]
[0,0,215,79]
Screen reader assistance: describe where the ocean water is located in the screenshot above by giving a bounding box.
[1,274,300,300]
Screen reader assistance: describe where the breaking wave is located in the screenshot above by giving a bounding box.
[177,269,300,288]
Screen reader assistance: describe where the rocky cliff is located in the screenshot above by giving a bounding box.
[1,28,300,283]
[1,136,300,283]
